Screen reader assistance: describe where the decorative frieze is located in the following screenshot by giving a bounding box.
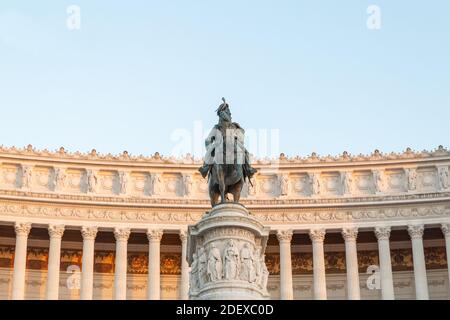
[1,150,450,202]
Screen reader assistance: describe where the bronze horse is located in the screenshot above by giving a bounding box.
[208,162,245,207]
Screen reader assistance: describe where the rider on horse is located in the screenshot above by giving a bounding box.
[199,98,257,181]
[199,98,257,206]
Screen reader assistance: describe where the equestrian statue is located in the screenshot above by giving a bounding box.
[199,98,257,207]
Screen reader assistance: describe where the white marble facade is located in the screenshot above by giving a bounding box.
[0,145,450,300]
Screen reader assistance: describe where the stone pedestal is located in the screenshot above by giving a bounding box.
[187,203,270,300]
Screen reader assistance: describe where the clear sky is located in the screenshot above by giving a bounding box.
[1,1,449,159]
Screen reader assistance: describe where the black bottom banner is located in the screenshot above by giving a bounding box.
[0,300,445,320]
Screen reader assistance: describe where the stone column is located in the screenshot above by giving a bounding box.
[46,224,65,300]
[342,227,360,300]
[375,227,394,300]
[441,224,450,286]
[179,229,189,300]
[277,229,293,300]
[309,228,327,300]
[113,228,131,300]
[80,226,98,300]
[147,228,163,300]
[11,222,32,300]
[408,225,429,300]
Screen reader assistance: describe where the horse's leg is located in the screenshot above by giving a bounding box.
[233,179,244,203]
[210,190,219,207]
[208,171,218,206]
[218,166,226,203]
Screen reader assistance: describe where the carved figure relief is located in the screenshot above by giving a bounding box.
[438,166,449,190]
[21,165,33,189]
[206,243,222,282]
[197,247,208,287]
[239,242,256,282]
[118,172,128,195]
[183,174,194,197]
[373,169,385,193]
[406,168,417,191]
[54,168,66,192]
[342,171,353,195]
[223,240,240,280]
[149,173,163,196]
[309,173,321,196]
[279,174,290,196]
[86,169,97,193]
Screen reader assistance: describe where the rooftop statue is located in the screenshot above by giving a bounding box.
[199,98,257,206]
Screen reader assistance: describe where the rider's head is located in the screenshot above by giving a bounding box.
[216,98,232,122]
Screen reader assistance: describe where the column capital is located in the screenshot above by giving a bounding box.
[309,228,326,242]
[408,225,424,240]
[81,226,98,240]
[114,228,131,241]
[441,224,450,236]
[342,227,358,241]
[48,224,65,239]
[375,226,391,240]
[147,228,163,242]
[179,229,188,243]
[276,229,293,242]
[14,222,31,236]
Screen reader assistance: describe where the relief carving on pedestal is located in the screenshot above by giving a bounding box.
[189,238,268,295]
